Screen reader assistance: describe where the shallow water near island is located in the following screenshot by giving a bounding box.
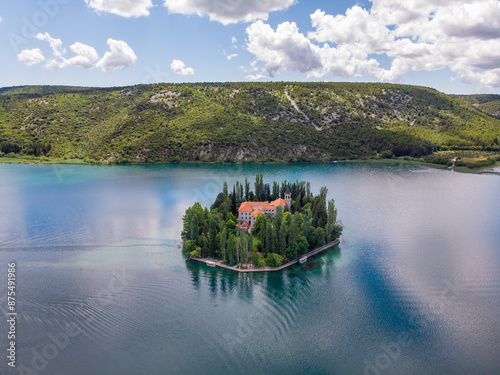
[0,162,499,374]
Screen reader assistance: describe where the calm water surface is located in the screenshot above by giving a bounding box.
[0,163,499,375]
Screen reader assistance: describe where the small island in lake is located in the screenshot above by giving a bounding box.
[182,175,343,272]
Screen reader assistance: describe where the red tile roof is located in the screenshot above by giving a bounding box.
[238,202,253,212]
[271,198,286,207]
[238,199,286,212]
[251,209,264,217]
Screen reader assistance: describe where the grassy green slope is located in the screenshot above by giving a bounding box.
[0,82,499,164]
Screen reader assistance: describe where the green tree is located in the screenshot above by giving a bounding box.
[253,213,267,238]
[231,185,236,214]
[228,234,236,266]
[226,219,236,234]
[265,253,284,267]
[208,216,217,257]
[324,199,343,242]
[220,226,227,262]
[254,174,263,201]
[294,192,301,212]
[272,181,279,200]
[252,251,260,266]
[181,208,193,241]
[319,186,328,202]
[303,209,312,239]
[311,227,326,249]
[283,211,292,232]
[200,234,208,258]
[244,177,250,200]
[265,220,273,253]
[226,212,237,223]
[184,240,197,255]
[211,192,226,211]
[312,195,327,228]
[297,235,309,255]
[286,242,298,260]
[288,213,299,246]
[273,205,283,234]
[279,221,286,256]
[190,214,198,243]
[181,202,205,242]
[248,235,253,265]
[236,234,241,266]
[191,247,201,258]
[219,197,232,218]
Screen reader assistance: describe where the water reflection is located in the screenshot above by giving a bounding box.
[0,163,499,375]
[183,246,342,309]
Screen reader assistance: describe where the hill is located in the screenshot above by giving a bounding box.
[1,82,499,164]
[456,94,500,119]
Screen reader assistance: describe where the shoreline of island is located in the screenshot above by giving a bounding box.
[189,238,340,273]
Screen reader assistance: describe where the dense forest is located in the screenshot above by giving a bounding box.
[181,175,343,268]
[1,83,499,164]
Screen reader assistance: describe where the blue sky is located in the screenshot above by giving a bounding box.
[1,0,499,94]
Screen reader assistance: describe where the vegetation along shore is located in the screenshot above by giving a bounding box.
[1,83,499,171]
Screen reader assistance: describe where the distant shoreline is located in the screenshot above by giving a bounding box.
[189,239,340,273]
[2,157,498,174]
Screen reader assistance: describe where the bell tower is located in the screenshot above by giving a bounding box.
[284,186,291,211]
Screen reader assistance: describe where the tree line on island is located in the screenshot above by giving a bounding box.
[182,175,343,268]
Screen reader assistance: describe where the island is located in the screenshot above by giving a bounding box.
[182,174,343,271]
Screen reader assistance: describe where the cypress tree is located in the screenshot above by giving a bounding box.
[266,221,273,253]
[220,226,227,262]
[279,223,286,256]
[208,216,217,257]
[190,214,198,243]
[231,185,236,214]
[228,234,235,266]
[244,178,250,200]
[289,213,298,246]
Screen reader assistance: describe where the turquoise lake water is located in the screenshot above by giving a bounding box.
[0,163,499,374]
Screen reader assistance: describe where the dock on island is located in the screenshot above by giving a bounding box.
[189,238,340,273]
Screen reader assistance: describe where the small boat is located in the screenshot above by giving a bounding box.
[206,261,216,268]
[299,256,307,264]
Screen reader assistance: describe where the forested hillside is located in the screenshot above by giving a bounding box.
[457,94,500,119]
[1,82,499,164]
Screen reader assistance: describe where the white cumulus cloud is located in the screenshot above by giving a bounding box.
[163,0,295,24]
[309,7,393,54]
[246,20,321,77]
[96,39,137,73]
[246,73,265,80]
[170,59,194,75]
[245,1,500,87]
[35,32,67,69]
[226,54,238,60]
[18,33,136,73]
[68,42,99,68]
[85,0,153,17]
[17,48,45,66]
